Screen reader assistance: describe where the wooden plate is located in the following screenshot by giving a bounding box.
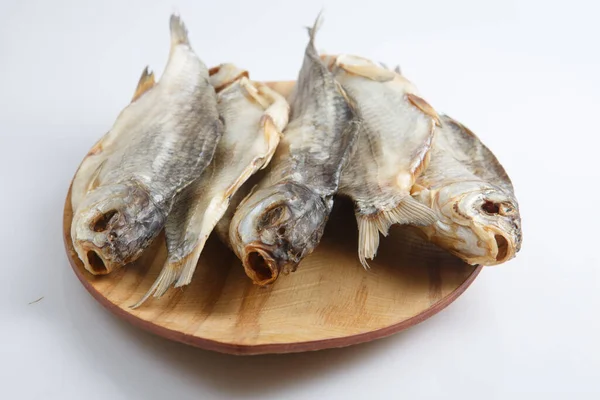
[63,80,481,355]
[64,190,481,355]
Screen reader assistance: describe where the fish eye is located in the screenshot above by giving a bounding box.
[481,201,500,215]
[259,205,286,228]
[91,210,118,232]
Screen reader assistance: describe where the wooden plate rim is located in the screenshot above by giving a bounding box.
[63,190,482,355]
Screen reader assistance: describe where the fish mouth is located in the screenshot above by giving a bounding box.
[86,249,109,274]
[494,234,509,263]
[243,243,280,286]
[75,241,120,275]
[484,232,514,266]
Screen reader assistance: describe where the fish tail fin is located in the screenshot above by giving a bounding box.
[170,14,190,47]
[306,11,324,46]
[130,261,182,309]
[394,65,402,74]
[175,199,232,287]
[174,241,206,288]
[356,214,379,270]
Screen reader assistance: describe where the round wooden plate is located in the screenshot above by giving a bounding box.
[63,80,481,355]
[64,191,481,355]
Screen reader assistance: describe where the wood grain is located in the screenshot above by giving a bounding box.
[63,80,482,355]
[64,191,480,355]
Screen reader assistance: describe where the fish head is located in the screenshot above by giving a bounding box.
[428,181,522,265]
[71,183,166,275]
[230,182,329,285]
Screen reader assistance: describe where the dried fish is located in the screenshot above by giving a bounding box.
[411,115,522,265]
[328,54,438,267]
[228,15,360,285]
[132,65,289,307]
[71,15,222,275]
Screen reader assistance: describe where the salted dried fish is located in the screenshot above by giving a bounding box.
[132,65,289,307]
[411,115,522,265]
[327,54,438,267]
[228,15,360,285]
[71,15,222,275]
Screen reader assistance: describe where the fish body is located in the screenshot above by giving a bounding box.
[412,115,522,265]
[132,64,289,307]
[328,54,438,267]
[71,15,223,275]
[228,16,360,285]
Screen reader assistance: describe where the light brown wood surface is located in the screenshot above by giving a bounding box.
[63,80,482,355]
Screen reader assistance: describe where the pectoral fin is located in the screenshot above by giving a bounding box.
[407,93,441,127]
[355,196,437,269]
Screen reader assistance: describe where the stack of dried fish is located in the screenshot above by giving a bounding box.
[70,14,522,307]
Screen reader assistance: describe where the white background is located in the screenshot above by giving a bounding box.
[1,0,599,398]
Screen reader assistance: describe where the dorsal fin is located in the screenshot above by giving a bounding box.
[131,66,155,102]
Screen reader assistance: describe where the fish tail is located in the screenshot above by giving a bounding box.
[306,10,324,46]
[170,14,190,47]
[129,260,182,309]
[174,199,232,287]
[174,240,207,288]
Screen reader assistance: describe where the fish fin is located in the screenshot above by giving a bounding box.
[407,93,441,127]
[379,61,389,69]
[410,183,428,196]
[334,80,357,110]
[408,120,435,178]
[170,14,190,47]
[239,78,271,109]
[175,199,232,287]
[86,159,106,193]
[131,66,156,102]
[223,114,281,198]
[356,214,378,269]
[382,196,438,232]
[256,83,290,132]
[394,65,402,74]
[130,255,188,309]
[355,197,437,267]
[257,115,283,171]
[306,11,324,46]
[209,63,249,93]
[337,55,395,82]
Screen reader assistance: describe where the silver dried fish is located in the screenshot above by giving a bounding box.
[132,64,289,307]
[228,15,360,285]
[412,115,522,265]
[70,15,222,275]
[328,54,438,267]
